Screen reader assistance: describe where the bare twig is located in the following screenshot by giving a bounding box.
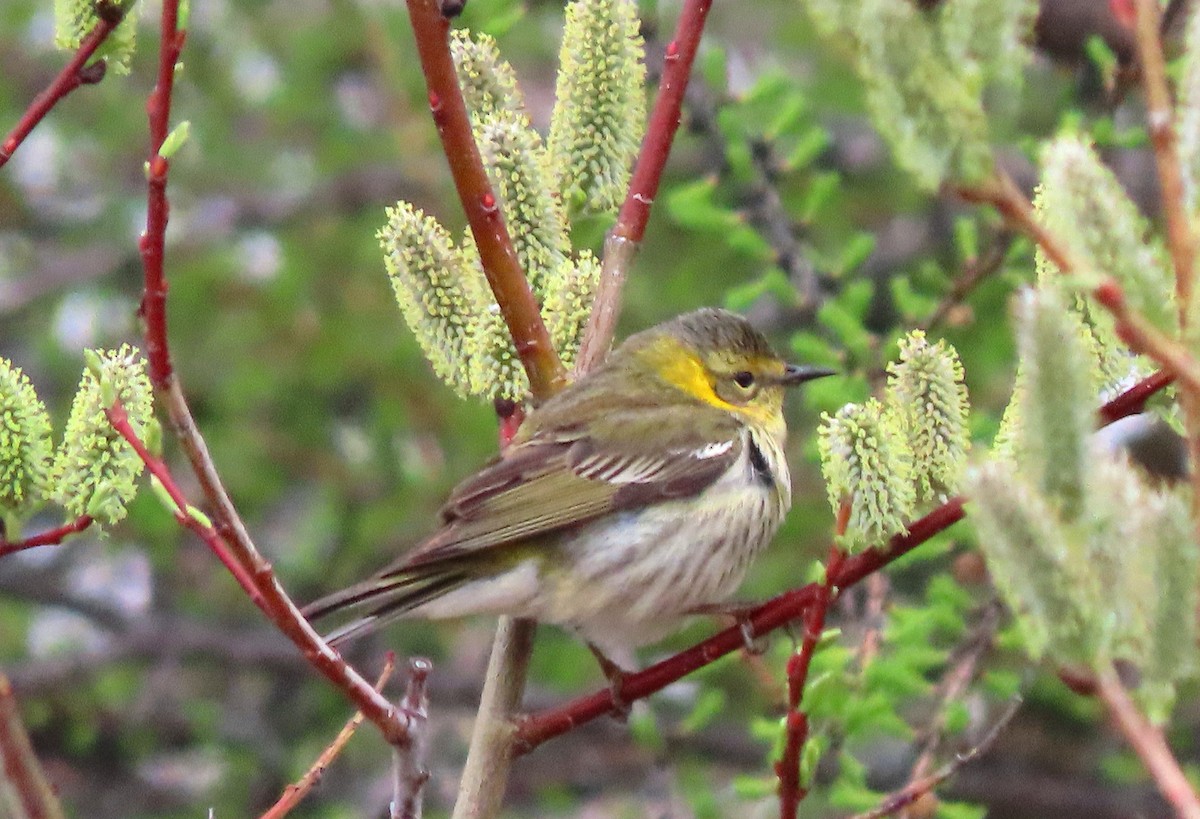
[778,540,846,819]
[0,674,64,819]
[955,173,1200,394]
[126,0,418,748]
[1133,0,1197,315]
[1096,668,1200,819]
[511,365,1172,753]
[0,516,93,559]
[905,601,1002,792]
[0,3,122,168]
[922,232,1015,331]
[852,695,1022,819]
[392,658,433,819]
[261,655,398,819]
[514,499,968,754]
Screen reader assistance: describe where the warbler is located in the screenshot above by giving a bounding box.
[304,308,833,660]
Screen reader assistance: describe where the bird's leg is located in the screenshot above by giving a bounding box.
[687,601,769,655]
[587,642,632,721]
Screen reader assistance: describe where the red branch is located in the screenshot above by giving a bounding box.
[777,545,845,818]
[513,498,967,754]
[138,0,186,387]
[1097,669,1200,818]
[0,515,93,558]
[577,0,714,370]
[511,367,1170,755]
[405,0,565,401]
[105,401,263,605]
[0,4,122,169]
[1098,369,1173,424]
[0,674,64,819]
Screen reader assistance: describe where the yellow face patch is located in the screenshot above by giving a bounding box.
[653,342,782,427]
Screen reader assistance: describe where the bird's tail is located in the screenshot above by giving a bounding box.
[302,561,471,645]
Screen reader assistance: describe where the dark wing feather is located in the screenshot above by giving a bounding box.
[389,408,743,571]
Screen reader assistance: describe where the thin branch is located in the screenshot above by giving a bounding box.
[106,398,416,744]
[509,367,1172,754]
[0,515,93,558]
[778,542,846,819]
[514,498,968,754]
[922,232,1015,332]
[576,0,715,370]
[851,695,1022,819]
[0,674,65,819]
[1133,0,1197,316]
[392,658,433,819]
[450,1,716,813]
[1093,279,1200,394]
[955,173,1200,394]
[1098,369,1173,424]
[404,0,565,398]
[1096,668,1200,819]
[906,601,1002,788]
[0,4,122,169]
[125,0,419,749]
[261,655,398,819]
[138,0,185,387]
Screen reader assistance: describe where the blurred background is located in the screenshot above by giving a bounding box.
[0,0,1193,815]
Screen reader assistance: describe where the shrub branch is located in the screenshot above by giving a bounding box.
[0,2,122,168]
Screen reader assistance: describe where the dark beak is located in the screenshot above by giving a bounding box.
[779,364,837,387]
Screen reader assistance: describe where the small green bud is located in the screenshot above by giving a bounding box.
[158,121,191,159]
[0,359,55,517]
[818,399,916,552]
[378,203,489,397]
[886,330,970,504]
[548,0,647,213]
[451,30,525,123]
[53,345,154,526]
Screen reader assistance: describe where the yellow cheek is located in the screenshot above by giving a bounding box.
[658,353,780,427]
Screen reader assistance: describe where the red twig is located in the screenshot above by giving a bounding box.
[0,674,65,819]
[513,498,968,754]
[1098,369,1173,424]
[105,401,262,605]
[577,0,714,370]
[0,4,122,169]
[405,0,565,400]
[1096,669,1200,819]
[0,515,93,558]
[138,0,186,387]
[261,655,398,819]
[777,543,845,818]
[511,368,1173,754]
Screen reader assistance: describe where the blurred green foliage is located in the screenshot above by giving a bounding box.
[1,0,1192,816]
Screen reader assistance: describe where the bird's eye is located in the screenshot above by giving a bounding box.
[733,371,755,389]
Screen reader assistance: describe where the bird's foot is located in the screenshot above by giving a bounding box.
[687,601,769,655]
[587,642,632,721]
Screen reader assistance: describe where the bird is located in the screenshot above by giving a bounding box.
[304,307,834,666]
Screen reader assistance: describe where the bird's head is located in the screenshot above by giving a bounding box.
[625,308,835,432]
